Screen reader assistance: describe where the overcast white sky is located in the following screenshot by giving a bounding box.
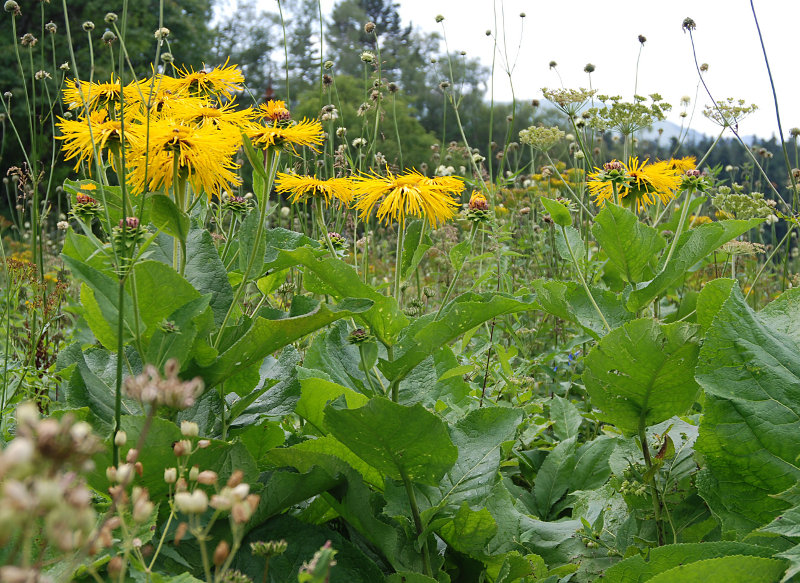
[309,0,800,139]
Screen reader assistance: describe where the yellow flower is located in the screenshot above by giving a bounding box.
[352,169,463,228]
[589,157,682,209]
[625,157,682,207]
[55,110,141,171]
[246,118,324,153]
[275,173,353,206]
[689,215,713,226]
[62,74,142,112]
[258,100,291,122]
[162,59,244,99]
[667,156,696,173]
[127,118,241,198]
[167,97,256,129]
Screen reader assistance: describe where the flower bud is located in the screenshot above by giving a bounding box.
[213,540,230,566]
[114,430,127,447]
[181,421,199,437]
[164,467,178,484]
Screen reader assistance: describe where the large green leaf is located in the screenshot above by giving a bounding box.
[192,298,372,388]
[533,437,577,519]
[583,319,700,436]
[379,292,537,381]
[645,556,786,583]
[324,397,458,485]
[401,219,433,280]
[438,503,498,555]
[183,228,234,327]
[533,279,634,340]
[62,255,139,348]
[593,203,666,283]
[603,542,777,583]
[127,260,202,346]
[234,514,385,583]
[427,407,522,519]
[550,395,583,440]
[295,377,369,434]
[150,193,189,243]
[238,210,267,280]
[262,245,408,345]
[696,285,800,538]
[626,218,762,311]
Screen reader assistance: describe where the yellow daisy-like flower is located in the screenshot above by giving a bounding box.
[689,215,713,226]
[55,110,141,171]
[352,169,463,228]
[589,158,682,209]
[666,156,697,173]
[162,59,244,99]
[258,99,291,122]
[167,98,256,129]
[62,74,143,112]
[126,118,241,198]
[625,157,682,208]
[246,118,324,153]
[275,173,353,206]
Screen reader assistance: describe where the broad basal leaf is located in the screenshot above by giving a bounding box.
[324,397,458,486]
[583,319,701,436]
[696,284,800,538]
[592,203,666,283]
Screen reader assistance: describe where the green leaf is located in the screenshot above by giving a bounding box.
[626,218,763,311]
[438,503,498,554]
[550,395,583,440]
[379,292,537,381]
[777,544,800,583]
[645,556,786,583]
[238,210,267,281]
[145,295,212,370]
[541,196,572,227]
[449,238,472,272]
[696,278,736,332]
[603,542,777,583]
[533,437,577,519]
[593,204,666,283]
[231,421,285,467]
[304,321,380,396]
[183,229,234,327]
[386,575,438,583]
[324,397,458,485]
[234,514,385,583]
[696,284,800,538]
[296,377,369,433]
[263,246,408,346]
[192,298,372,388]
[127,260,202,347]
[62,256,139,348]
[583,319,700,436]
[432,407,522,514]
[401,219,433,280]
[555,225,585,264]
[533,279,634,340]
[149,194,190,242]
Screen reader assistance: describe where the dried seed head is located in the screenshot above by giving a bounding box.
[82,21,95,32]
[364,21,376,33]
[4,0,20,15]
[105,12,118,23]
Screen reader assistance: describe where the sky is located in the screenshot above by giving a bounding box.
[309,0,800,140]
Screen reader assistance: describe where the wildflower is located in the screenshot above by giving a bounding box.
[352,168,463,228]
[82,21,94,32]
[542,87,596,117]
[351,137,367,148]
[689,215,713,226]
[258,99,290,123]
[703,97,758,128]
[247,118,324,153]
[467,192,491,223]
[174,490,208,514]
[275,173,353,206]
[163,58,244,99]
[62,74,141,112]
[122,360,204,410]
[154,27,170,40]
[4,1,20,15]
[519,125,565,151]
[55,110,140,171]
[360,51,375,64]
[127,118,242,198]
[347,328,372,345]
[169,98,255,129]
[251,540,288,558]
[589,157,682,209]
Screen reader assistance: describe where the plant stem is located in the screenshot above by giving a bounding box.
[560,225,610,332]
[436,222,478,319]
[400,468,432,577]
[662,189,694,268]
[638,423,665,546]
[393,220,406,302]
